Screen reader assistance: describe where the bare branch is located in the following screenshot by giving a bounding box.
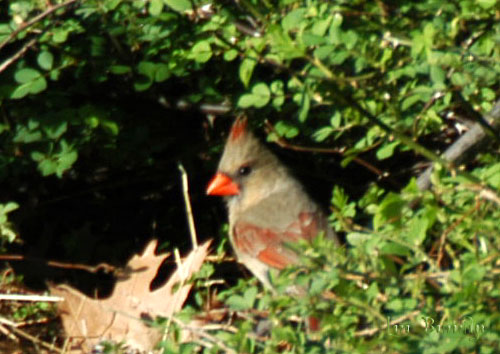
[417,99,500,190]
[0,38,37,74]
[0,0,79,52]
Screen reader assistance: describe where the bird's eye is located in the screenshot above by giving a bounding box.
[238,165,252,176]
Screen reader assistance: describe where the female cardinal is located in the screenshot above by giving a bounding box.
[206,117,338,290]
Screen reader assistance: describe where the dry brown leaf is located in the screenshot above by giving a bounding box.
[50,239,212,352]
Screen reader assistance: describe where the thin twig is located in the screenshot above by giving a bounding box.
[171,317,237,354]
[0,323,17,342]
[178,163,198,249]
[0,0,79,52]
[0,317,17,330]
[436,202,478,267]
[417,99,500,190]
[0,38,37,74]
[0,254,117,274]
[0,294,64,302]
[264,120,401,188]
[4,323,63,353]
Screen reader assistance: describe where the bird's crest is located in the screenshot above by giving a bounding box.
[229,117,248,142]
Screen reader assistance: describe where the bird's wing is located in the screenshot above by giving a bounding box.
[232,211,326,270]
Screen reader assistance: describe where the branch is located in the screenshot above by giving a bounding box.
[178,163,198,249]
[417,99,500,190]
[4,323,62,353]
[0,254,117,274]
[0,0,79,52]
[263,120,403,188]
[0,38,37,74]
[0,294,64,302]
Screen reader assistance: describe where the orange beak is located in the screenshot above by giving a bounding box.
[206,172,240,196]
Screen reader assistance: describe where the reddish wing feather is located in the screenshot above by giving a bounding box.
[233,212,321,270]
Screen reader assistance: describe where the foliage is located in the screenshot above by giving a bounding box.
[0,0,499,352]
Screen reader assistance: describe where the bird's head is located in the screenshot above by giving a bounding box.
[206,117,286,206]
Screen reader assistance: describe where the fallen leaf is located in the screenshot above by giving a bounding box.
[50,239,212,352]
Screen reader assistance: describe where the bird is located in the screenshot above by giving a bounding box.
[206,117,338,291]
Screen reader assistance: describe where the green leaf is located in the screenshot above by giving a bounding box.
[385,298,417,312]
[101,120,120,135]
[270,80,285,108]
[29,77,47,94]
[430,65,445,85]
[462,264,486,285]
[274,120,299,138]
[330,51,349,65]
[239,82,271,108]
[406,216,428,246]
[477,0,496,9]
[298,89,310,122]
[301,33,325,46]
[149,0,163,16]
[223,49,238,61]
[163,0,191,13]
[268,25,305,60]
[155,64,170,82]
[56,151,78,177]
[346,232,371,246]
[110,65,132,74]
[44,122,68,139]
[237,94,256,108]
[10,84,33,99]
[239,58,256,88]
[137,61,157,80]
[314,45,335,60]
[251,82,271,108]
[190,41,212,63]
[0,24,12,43]
[37,51,54,71]
[374,193,406,230]
[313,126,333,142]
[343,30,358,50]
[226,286,258,310]
[376,141,399,160]
[282,8,307,32]
[311,18,332,36]
[53,28,69,43]
[14,68,41,84]
[11,73,47,99]
[380,242,410,257]
[13,123,42,143]
[1,202,19,214]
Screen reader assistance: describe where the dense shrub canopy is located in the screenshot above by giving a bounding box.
[0,0,499,352]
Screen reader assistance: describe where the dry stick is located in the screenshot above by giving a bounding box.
[5,324,63,353]
[178,163,198,249]
[417,99,500,191]
[171,317,237,354]
[0,0,79,52]
[0,323,18,341]
[0,254,117,274]
[163,172,200,344]
[0,38,37,74]
[0,294,63,302]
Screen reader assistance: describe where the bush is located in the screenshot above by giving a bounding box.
[0,0,499,352]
